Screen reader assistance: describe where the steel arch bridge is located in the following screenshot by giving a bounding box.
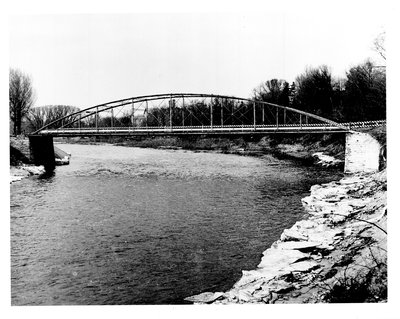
[31,93,385,137]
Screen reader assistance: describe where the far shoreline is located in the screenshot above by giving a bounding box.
[54,134,345,169]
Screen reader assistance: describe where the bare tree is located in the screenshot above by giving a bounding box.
[343,60,386,121]
[45,105,80,125]
[9,68,36,135]
[373,31,386,61]
[26,107,47,132]
[293,65,334,117]
[252,79,289,105]
[27,105,80,132]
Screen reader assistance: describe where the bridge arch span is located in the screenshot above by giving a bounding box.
[32,93,349,136]
[28,93,386,173]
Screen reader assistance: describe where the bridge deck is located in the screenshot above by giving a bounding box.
[37,125,349,137]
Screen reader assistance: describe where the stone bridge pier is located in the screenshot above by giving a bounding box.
[28,135,56,172]
[344,132,382,174]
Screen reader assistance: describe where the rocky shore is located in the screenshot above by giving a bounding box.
[10,165,46,183]
[185,169,387,304]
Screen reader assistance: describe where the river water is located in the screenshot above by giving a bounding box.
[10,143,341,305]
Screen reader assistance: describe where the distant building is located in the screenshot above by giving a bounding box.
[288,82,296,106]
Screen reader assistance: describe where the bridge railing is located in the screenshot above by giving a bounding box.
[42,123,340,131]
[340,120,386,129]
[37,120,386,136]
[39,124,349,136]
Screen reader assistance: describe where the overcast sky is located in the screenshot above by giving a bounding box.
[9,9,386,108]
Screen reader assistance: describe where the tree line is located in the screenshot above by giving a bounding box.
[142,60,386,127]
[252,61,385,122]
[10,60,386,135]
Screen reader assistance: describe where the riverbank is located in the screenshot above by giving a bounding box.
[10,165,46,183]
[10,136,44,183]
[10,136,70,183]
[185,168,387,304]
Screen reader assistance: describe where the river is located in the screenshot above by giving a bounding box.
[10,143,341,305]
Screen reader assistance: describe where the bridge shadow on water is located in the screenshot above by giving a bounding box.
[38,170,56,181]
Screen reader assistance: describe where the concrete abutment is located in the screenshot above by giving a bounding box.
[344,132,381,174]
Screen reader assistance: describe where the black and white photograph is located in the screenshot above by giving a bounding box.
[4,0,398,317]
